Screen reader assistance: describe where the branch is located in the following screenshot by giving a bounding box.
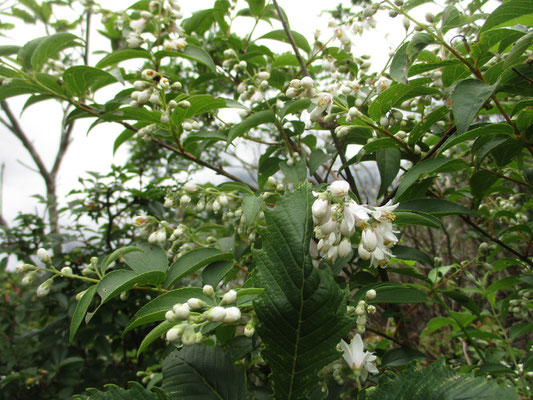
[51,108,75,177]
[1,100,52,185]
[0,162,7,228]
[461,216,533,267]
[272,0,310,77]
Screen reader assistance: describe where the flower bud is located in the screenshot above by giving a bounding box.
[180,194,191,207]
[37,248,51,264]
[366,289,377,299]
[61,266,73,275]
[166,326,182,342]
[301,76,314,90]
[183,181,198,193]
[328,180,350,199]
[187,297,205,310]
[173,303,191,320]
[181,326,196,345]
[222,289,237,305]
[338,239,352,258]
[202,284,214,297]
[367,305,376,314]
[256,71,270,80]
[358,245,371,260]
[36,282,51,298]
[286,87,299,98]
[218,195,229,206]
[165,310,178,322]
[267,176,277,186]
[362,229,378,252]
[208,306,226,322]
[244,324,255,337]
[222,306,241,323]
[312,198,330,225]
[178,100,191,109]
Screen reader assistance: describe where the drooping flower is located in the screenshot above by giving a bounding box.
[340,334,378,380]
[309,92,333,121]
[328,180,350,199]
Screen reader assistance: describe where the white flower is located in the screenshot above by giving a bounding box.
[345,200,370,227]
[222,306,241,323]
[166,326,182,342]
[340,217,355,237]
[309,92,332,121]
[319,218,337,236]
[338,239,352,258]
[358,244,371,260]
[130,18,147,31]
[328,180,350,199]
[361,228,378,252]
[208,306,226,322]
[36,283,51,298]
[312,198,330,225]
[37,248,51,263]
[340,334,378,380]
[221,289,237,305]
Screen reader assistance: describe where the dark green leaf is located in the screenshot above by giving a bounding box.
[510,322,533,341]
[69,285,97,342]
[393,245,434,266]
[124,288,212,335]
[443,289,480,317]
[165,248,234,288]
[138,321,174,357]
[162,345,249,399]
[452,79,497,134]
[470,170,498,198]
[242,194,262,225]
[377,148,401,198]
[309,149,329,175]
[97,270,166,304]
[279,157,307,185]
[382,347,429,367]
[202,261,234,287]
[438,123,514,154]
[369,359,519,400]
[503,31,533,71]
[396,198,476,216]
[122,243,168,274]
[253,184,351,400]
[394,211,442,228]
[227,110,276,145]
[85,381,170,399]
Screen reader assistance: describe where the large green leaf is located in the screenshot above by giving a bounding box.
[171,94,226,125]
[252,184,351,400]
[368,359,519,400]
[480,0,533,33]
[30,32,81,71]
[123,287,212,335]
[396,198,476,217]
[97,270,166,305]
[451,79,497,134]
[258,29,311,53]
[63,66,117,97]
[82,382,170,400]
[95,49,152,68]
[155,45,216,71]
[123,243,168,274]
[377,148,401,198]
[69,285,97,342]
[162,345,249,399]
[395,158,469,200]
[226,110,276,145]
[165,248,234,288]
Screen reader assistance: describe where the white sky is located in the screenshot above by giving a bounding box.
[0,0,426,229]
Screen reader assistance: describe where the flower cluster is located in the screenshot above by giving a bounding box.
[312,180,398,267]
[165,286,254,346]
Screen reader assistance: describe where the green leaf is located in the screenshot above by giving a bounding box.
[246,0,265,16]
[123,288,212,335]
[279,158,307,185]
[368,79,439,121]
[394,211,442,228]
[171,94,226,125]
[29,32,81,71]
[406,33,435,59]
[217,181,254,194]
[443,289,481,317]
[182,9,215,35]
[480,0,533,33]
[470,170,498,198]
[390,42,410,84]
[258,29,311,54]
[97,270,166,305]
[503,31,533,71]
[0,45,21,57]
[395,158,469,200]
[252,184,351,400]
[123,243,168,274]
[409,106,450,146]
[377,148,401,198]
[227,110,276,145]
[63,66,117,97]
[242,194,262,225]
[0,79,40,100]
[309,150,329,175]
[441,6,470,33]
[451,79,498,134]
[155,45,216,71]
[369,359,519,400]
[438,123,514,155]
[202,261,234,288]
[510,322,533,341]
[69,285,97,342]
[281,98,311,118]
[368,284,427,304]
[100,246,142,275]
[396,198,477,216]
[95,49,152,68]
[392,245,434,266]
[84,381,170,399]
[162,345,249,399]
[165,248,234,288]
[137,321,174,357]
[382,347,429,367]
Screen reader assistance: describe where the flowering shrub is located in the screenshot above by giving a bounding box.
[1,0,532,399]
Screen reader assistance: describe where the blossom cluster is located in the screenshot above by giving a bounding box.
[312,180,398,267]
[164,286,254,346]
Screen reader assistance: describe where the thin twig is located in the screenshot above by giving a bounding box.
[271,0,310,77]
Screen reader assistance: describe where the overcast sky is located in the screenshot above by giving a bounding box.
[0,0,421,229]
